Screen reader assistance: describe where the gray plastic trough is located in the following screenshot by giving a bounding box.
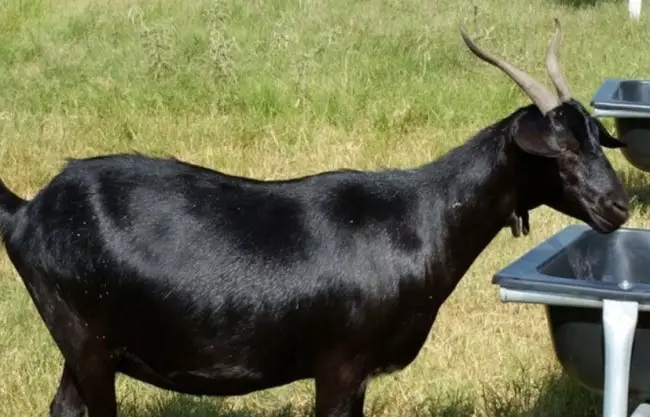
[493,225,650,417]
[591,79,650,173]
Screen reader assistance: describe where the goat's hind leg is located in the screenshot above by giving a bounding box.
[50,363,85,417]
[36,308,118,417]
[50,353,117,417]
[57,341,118,417]
[16,270,118,417]
[49,344,117,417]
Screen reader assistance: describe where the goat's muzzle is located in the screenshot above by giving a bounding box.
[587,195,630,233]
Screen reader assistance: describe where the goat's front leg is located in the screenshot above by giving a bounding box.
[50,362,86,417]
[314,366,368,417]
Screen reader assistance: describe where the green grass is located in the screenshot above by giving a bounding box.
[2,0,650,416]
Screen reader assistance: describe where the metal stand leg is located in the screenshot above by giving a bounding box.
[629,0,642,19]
[603,299,639,417]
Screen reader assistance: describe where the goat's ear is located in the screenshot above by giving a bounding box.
[511,114,565,158]
[598,128,626,148]
[599,135,626,148]
[592,118,626,148]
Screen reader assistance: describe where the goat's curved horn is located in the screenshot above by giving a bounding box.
[459,24,560,115]
[546,18,572,102]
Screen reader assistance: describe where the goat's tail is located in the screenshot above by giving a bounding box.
[0,178,26,237]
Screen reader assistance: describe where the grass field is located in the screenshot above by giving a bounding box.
[2,0,650,416]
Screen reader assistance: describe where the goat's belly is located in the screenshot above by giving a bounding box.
[114,340,311,396]
[117,355,302,396]
[104,302,317,396]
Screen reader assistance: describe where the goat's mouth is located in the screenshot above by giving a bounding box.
[586,204,629,234]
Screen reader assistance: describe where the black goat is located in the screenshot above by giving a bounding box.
[1,19,629,417]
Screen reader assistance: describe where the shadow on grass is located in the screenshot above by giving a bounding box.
[119,394,313,417]
[405,370,603,417]
[116,370,606,417]
[548,0,623,8]
[480,370,602,417]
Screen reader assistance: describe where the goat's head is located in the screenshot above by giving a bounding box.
[461,19,629,234]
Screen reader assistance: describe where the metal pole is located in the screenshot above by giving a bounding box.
[602,299,639,417]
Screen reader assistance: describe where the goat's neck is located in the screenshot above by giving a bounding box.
[417,128,521,298]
